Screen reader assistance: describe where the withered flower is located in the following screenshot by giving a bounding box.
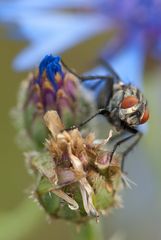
[26,111,123,223]
[13,55,95,149]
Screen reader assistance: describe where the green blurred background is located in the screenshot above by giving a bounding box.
[0,17,161,240]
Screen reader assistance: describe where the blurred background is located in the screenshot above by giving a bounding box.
[0,1,161,240]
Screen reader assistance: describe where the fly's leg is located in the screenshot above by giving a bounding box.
[61,59,114,82]
[99,59,121,83]
[61,59,115,105]
[109,129,142,187]
[61,58,114,86]
[120,131,142,172]
[63,109,108,131]
[61,60,109,80]
[109,128,142,171]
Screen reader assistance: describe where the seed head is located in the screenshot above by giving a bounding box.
[26,111,122,223]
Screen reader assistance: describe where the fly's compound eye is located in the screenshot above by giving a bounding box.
[120,96,139,109]
[140,108,149,124]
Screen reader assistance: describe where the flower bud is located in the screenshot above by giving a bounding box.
[13,55,95,149]
[26,111,123,223]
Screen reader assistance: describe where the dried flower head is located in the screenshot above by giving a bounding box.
[12,55,95,149]
[26,111,123,223]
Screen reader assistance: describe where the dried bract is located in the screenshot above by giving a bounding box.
[26,111,122,222]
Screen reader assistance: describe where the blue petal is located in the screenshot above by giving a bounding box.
[109,36,145,89]
[84,35,145,94]
[38,55,61,76]
[0,0,92,11]
[85,35,145,95]
[12,13,107,71]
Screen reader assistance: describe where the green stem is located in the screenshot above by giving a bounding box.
[75,221,104,240]
[0,199,43,240]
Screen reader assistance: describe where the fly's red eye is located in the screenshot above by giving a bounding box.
[140,108,149,124]
[121,96,139,109]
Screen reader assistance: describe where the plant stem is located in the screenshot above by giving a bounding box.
[75,221,104,240]
[0,199,43,240]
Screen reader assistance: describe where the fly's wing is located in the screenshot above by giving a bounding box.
[82,75,114,108]
[95,75,114,108]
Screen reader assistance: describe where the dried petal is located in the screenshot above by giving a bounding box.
[44,110,64,136]
[52,189,79,210]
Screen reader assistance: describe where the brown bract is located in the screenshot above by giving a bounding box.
[43,111,121,218]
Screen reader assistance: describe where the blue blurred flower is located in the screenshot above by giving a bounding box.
[1,0,160,88]
[0,0,106,70]
[94,0,161,61]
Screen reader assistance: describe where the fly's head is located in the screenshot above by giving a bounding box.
[108,83,149,128]
[119,85,149,127]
